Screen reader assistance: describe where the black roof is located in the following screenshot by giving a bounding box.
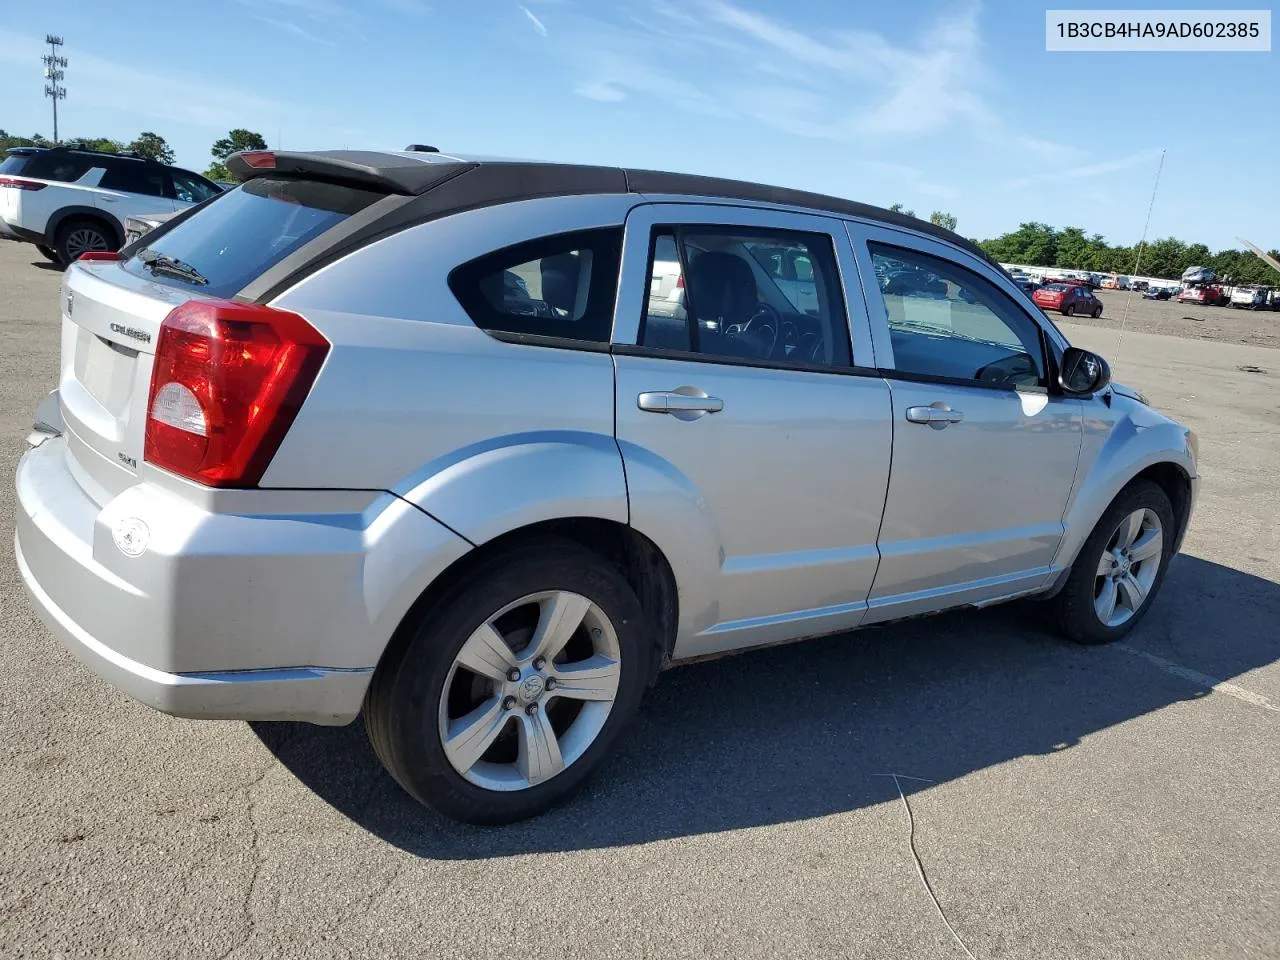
[226,149,993,267]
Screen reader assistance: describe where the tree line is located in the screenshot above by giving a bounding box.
[0,127,267,183]
[975,221,1280,286]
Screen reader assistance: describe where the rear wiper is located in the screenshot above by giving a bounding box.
[138,249,208,286]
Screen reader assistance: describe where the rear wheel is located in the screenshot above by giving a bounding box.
[364,540,651,824]
[35,244,59,263]
[1053,481,1175,645]
[54,218,115,265]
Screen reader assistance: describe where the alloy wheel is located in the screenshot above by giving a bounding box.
[65,227,109,260]
[1094,507,1163,627]
[437,590,622,792]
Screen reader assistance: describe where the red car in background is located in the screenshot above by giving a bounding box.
[1032,282,1103,317]
[1177,284,1229,306]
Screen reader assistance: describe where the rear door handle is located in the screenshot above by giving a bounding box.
[638,390,724,416]
[906,402,964,429]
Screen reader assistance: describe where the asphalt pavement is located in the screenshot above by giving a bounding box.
[0,239,1276,959]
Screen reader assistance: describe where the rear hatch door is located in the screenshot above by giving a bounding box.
[56,175,392,504]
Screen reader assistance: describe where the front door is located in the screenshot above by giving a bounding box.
[847,225,1084,621]
[611,203,893,659]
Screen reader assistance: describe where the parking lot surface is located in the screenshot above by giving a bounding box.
[1,238,1277,959]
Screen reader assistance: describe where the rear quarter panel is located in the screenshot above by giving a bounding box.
[263,194,638,544]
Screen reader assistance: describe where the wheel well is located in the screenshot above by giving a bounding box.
[50,210,123,248]
[391,518,679,684]
[1128,462,1193,550]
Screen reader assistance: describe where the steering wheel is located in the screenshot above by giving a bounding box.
[739,302,783,358]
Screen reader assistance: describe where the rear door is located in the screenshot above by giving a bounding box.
[95,159,177,223]
[846,222,1083,620]
[612,202,893,659]
[56,175,388,504]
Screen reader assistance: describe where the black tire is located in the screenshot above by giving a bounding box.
[1052,480,1176,645]
[35,244,60,263]
[1092,306,1102,318]
[53,218,117,265]
[1063,304,1076,317]
[364,539,651,825]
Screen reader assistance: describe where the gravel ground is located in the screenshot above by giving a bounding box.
[1,239,1278,959]
[1059,288,1280,350]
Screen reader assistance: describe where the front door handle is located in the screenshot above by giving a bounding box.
[638,390,724,417]
[906,402,964,430]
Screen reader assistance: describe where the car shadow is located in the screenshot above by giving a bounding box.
[30,259,64,272]
[251,554,1280,858]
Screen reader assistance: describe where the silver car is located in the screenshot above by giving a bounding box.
[15,149,1199,824]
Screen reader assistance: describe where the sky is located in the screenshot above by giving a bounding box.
[1,1,1276,249]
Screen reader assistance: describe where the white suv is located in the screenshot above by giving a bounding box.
[0,146,221,264]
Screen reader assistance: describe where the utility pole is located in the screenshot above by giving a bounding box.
[42,35,67,144]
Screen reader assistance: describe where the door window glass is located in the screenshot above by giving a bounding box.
[169,169,220,204]
[871,243,1045,389]
[640,226,851,369]
[100,162,167,197]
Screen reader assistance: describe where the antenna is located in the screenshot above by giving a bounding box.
[41,35,68,144]
[1115,148,1166,356]
[1237,237,1280,278]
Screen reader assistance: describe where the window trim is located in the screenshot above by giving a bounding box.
[864,239,1053,394]
[446,226,624,346]
[634,222,855,375]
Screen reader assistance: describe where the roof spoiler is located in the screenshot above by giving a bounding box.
[225,149,472,195]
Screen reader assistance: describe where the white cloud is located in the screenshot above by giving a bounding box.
[575,80,626,102]
[520,5,549,37]
[1006,149,1163,189]
[253,16,337,46]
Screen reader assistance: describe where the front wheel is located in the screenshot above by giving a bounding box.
[364,540,651,824]
[1052,481,1175,645]
[1063,304,1076,317]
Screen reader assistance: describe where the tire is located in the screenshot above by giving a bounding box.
[1052,480,1176,645]
[35,244,60,263]
[1092,307,1102,318]
[1063,304,1076,317]
[364,539,651,824]
[54,218,116,265]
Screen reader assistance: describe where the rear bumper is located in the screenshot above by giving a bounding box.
[15,433,472,725]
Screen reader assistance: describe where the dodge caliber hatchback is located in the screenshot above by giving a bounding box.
[15,149,1199,824]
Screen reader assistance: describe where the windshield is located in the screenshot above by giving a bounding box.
[122,177,384,298]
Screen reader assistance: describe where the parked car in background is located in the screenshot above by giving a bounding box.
[15,148,1198,825]
[1177,284,1228,307]
[0,146,221,264]
[124,211,179,246]
[1230,287,1270,310]
[1013,276,1040,296]
[1143,286,1173,301]
[1034,281,1103,317]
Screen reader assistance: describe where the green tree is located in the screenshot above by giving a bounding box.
[980,222,1057,266]
[128,131,175,164]
[888,202,916,218]
[1054,227,1089,269]
[0,130,52,150]
[928,210,958,232]
[206,128,268,182]
[65,136,124,153]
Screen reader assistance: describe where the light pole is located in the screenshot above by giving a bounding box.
[42,35,67,144]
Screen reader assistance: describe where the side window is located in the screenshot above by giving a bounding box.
[870,243,1046,389]
[640,226,852,369]
[449,228,623,343]
[170,170,219,204]
[100,162,167,197]
[23,153,94,183]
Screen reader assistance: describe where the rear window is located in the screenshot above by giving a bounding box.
[1041,284,1067,292]
[122,177,383,298]
[21,152,96,183]
[0,153,34,175]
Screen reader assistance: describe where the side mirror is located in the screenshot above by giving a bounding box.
[1059,347,1110,395]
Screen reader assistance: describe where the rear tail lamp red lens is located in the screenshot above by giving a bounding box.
[77,251,120,262]
[0,176,46,191]
[144,299,329,487]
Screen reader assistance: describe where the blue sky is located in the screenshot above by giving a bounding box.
[1,1,1275,248]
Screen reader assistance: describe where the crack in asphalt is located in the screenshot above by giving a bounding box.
[885,774,978,960]
[215,764,272,960]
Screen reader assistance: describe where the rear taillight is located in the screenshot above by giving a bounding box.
[77,251,120,262]
[0,176,46,191]
[239,151,277,169]
[144,299,329,487]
